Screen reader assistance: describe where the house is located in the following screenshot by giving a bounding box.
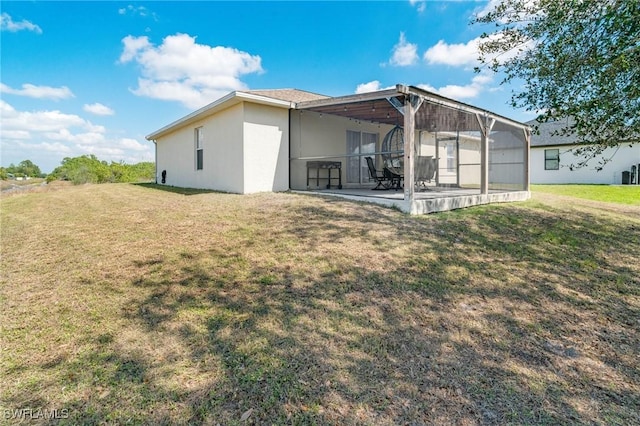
[529,117,640,184]
[146,85,531,214]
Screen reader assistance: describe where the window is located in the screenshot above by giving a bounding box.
[195,127,204,170]
[544,149,559,170]
[446,142,457,173]
[346,130,378,184]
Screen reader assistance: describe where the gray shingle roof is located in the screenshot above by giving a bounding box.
[527,117,577,147]
[246,88,329,103]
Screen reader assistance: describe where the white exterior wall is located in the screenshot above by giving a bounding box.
[242,103,290,193]
[289,110,393,190]
[531,144,640,184]
[155,103,244,192]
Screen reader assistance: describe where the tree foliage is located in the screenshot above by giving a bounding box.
[3,160,44,178]
[46,155,155,185]
[474,0,640,150]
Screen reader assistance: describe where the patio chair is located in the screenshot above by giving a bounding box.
[365,156,392,190]
[384,167,403,190]
[415,156,437,190]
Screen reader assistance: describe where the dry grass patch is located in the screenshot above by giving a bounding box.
[1,184,639,425]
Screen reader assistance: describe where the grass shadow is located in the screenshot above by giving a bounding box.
[2,187,639,425]
[133,182,220,196]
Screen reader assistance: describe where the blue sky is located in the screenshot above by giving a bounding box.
[1,0,528,173]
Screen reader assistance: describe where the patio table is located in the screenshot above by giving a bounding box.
[306,161,342,189]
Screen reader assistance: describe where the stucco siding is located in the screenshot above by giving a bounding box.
[242,102,290,193]
[531,144,640,184]
[155,103,244,192]
[289,110,394,190]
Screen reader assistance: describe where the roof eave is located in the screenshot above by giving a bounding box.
[296,86,402,110]
[146,91,293,141]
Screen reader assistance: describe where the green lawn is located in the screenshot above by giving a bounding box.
[532,184,640,205]
[1,184,639,425]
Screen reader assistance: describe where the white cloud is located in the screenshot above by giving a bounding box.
[119,35,151,62]
[84,103,115,116]
[417,73,495,100]
[119,138,148,151]
[119,33,263,109]
[2,130,31,140]
[409,0,426,13]
[424,38,480,68]
[355,81,396,94]
[424,33,534,70]
[118,5,157,20]
[0,13,42,34]
[0,100,92,133]
[389,32,419,67]
[0,83,74,100]
[0,101,153,171]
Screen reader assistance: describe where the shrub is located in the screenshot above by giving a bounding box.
[47,156,155,185]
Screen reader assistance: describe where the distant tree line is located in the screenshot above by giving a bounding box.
[46,155,155,184]
[0,160,44,179]
[0,156,155,184]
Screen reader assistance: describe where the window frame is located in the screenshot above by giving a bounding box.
[346,130,378,184]
[544,148,559,170]
[195,127,204,171]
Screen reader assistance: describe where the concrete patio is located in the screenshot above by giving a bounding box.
[299,187,530,214]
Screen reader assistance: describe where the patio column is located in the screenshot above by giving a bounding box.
[403,94,423,203]
[476,113,495,195]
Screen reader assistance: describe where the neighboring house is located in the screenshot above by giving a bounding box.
[529,118,640,184]
[147,85,530,214]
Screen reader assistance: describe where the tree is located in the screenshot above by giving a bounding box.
[46,155,155,184]
[474,0,640,161]
[47,155,112,184]
[5,160,43,178]
[17,160,42,178]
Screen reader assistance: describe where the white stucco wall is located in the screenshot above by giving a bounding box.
[242,103,289,193]
[289,110,394,190]
[531,144,640,184]
[155,103,244,192]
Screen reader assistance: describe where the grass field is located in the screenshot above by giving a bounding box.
[532,184,640,205]
[1,184,639,425]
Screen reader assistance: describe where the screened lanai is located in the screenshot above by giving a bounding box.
[290,84,530,214]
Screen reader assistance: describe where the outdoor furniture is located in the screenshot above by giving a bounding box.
[364,157,402,190]
[384,167,403,190]
[415,156,437,190]
[307,161,342,189]
[366,156,395,190]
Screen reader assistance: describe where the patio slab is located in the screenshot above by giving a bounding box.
[297,187,530,214]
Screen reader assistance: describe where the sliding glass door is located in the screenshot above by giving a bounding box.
[347,130,378,184]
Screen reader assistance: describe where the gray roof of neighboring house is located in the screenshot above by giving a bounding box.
[527,117,577,147]
[246,88,329,103]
